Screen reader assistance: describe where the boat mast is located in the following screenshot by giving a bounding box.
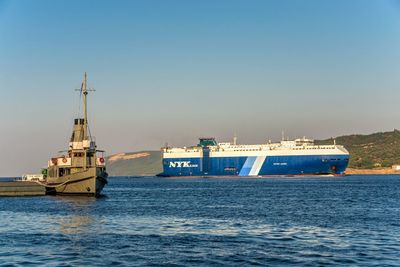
[83,72,88,139]
[80,72,95,140]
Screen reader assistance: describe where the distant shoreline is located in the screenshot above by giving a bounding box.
[3,169,400,178]
[108,171,400,178]
[346,168,400,175]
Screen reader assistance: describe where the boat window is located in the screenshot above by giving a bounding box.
[49,168,56,177]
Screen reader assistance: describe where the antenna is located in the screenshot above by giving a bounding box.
[281,130,284,141]
[233,132,237,145]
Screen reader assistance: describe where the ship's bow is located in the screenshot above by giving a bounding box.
[95,171,108,196]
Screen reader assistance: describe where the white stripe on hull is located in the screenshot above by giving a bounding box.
[249,156,266,176]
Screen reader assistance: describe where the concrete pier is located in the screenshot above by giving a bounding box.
[0,181,46,196]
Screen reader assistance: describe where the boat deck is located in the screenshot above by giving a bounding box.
[0,181,46,196]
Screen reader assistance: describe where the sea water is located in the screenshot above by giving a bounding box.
[0,175,399,266]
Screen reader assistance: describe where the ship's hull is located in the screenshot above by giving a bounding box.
[45,168,108,196]
[161,154,349,177]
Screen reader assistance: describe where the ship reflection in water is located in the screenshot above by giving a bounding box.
[53,196,97,235]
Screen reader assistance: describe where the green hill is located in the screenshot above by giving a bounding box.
[106,151,162,176]
[106,130,400,176]
[316,130,400,169]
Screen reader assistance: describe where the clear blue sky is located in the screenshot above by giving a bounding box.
[1,0,400,176]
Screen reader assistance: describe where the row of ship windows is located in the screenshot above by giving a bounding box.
[171,147,336,152]
[223,148,335,152]
[322,158,349,162]
[293,147,335,150]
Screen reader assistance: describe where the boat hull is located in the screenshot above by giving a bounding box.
[45,169,108,196]
[160,154,349,177]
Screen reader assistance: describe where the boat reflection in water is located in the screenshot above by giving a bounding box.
[53,196,98,235]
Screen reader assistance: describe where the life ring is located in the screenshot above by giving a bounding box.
[62,158,67,163]
[99,157,105,163]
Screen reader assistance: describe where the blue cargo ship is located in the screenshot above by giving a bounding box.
[160,137,349,177]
